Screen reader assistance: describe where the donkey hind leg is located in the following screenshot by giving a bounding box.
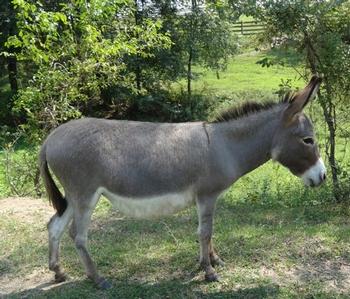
[196,197,219,282]
[47,203,73,282]
[209,240,225,267]
[73,194,112,290]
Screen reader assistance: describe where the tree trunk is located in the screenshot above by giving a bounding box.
[134,0,142,91]
[319,94,340,200]
[187,48,192,100]
[7,2,18,92]
[135,60,142,91]
[187,0,196,114]
[7,55,18,92]
[304,31,340,199]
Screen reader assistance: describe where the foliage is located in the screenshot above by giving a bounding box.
[249,0,350,200]
[0,0,240,140]
[3,0,171,142]
[179,2,239,73]
[0,1,18,126]
[125,89,216,122]
[124,0,239,101]
[0,132,42,197]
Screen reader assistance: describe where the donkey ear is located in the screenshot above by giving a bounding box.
[283,75,322,124]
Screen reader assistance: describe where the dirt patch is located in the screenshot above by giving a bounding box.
[0,197,53,224]
[0,197,58,296]
[0,268,64,297]
[257,259,350,293]
[294,259,350,292]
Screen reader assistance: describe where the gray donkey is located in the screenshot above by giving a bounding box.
[40,76,326,289]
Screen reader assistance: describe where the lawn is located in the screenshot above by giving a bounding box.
[176,49,304,96]
[1,184,350,298]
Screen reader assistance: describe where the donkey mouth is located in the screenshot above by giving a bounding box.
[307,174,326,188]
[308,178,316,187]
[301,158,326,188]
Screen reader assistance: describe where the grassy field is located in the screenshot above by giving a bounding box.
[1,187,350,298]
[1,48,350,298]
[183,51,304,95]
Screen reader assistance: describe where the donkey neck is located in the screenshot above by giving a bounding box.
[210,104,284,179]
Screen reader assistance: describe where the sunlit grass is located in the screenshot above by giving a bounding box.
[176,51,304,96]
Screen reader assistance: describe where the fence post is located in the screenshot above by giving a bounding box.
[241,21,243,35]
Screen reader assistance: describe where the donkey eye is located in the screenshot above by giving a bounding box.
[302,137,314,145]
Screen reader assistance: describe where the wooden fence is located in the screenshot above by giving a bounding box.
[232,21,265,35]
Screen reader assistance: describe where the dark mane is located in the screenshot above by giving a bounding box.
[211,92,296,123]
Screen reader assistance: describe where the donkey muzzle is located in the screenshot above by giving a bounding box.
[301,158,327,187]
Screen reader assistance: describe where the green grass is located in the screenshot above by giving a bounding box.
[0,153,8,196]
[2,189,350,298]
[176,50,304,97]
[238,15,256,22]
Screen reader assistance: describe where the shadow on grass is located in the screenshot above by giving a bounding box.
[263,47,303,67]
[7,277,350,299]
[5,278,281,299]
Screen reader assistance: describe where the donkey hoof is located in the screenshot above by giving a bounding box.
[97,278,112,290]
[205,272,220,282]
[54,273,68,283]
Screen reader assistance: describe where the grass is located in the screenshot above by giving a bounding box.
[176,50,304,97]
[2,188,350,298]
[0,156,8,196]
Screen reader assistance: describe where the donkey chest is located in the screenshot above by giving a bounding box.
[100,187,195,219]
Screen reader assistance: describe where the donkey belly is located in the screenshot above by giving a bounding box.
[100,187,195,219]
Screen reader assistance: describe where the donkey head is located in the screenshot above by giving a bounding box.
[272,76,326,187]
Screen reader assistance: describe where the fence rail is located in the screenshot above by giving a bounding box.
[232,21,265,35]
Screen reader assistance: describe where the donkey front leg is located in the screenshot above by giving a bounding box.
[196,197,220,282]
[72,200,112,289]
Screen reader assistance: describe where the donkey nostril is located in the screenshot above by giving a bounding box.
[321,173,326,181]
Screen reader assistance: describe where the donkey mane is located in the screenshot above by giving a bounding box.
[211,92,296,123]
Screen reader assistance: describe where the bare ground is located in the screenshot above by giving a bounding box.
[0,197,52,223]
[0,197,72,297]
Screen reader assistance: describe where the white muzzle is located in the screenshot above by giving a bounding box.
[301,158,327,187]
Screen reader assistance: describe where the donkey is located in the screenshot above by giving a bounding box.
[40,76,326,289]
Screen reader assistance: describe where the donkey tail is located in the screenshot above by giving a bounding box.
[39,142,67,216]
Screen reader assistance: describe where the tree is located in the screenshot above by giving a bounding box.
[179,1,238,101]
[252,0,350,199]
[0,1,19,126]
[119,0,239,118]
[0,1,18,93]
[3,0,171,141]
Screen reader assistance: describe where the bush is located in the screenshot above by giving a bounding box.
[0,132,42,197]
